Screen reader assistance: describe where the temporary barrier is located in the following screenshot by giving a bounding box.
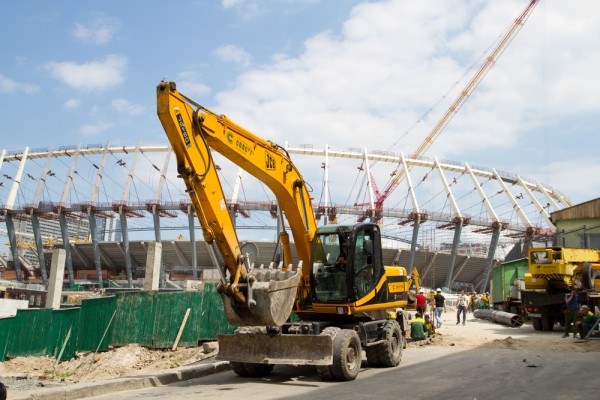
[111,285,235,348]
[0,284,235,361]
[2,308,79,361]
[76,295,118,352]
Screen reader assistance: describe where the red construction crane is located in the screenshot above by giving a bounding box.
[360,0,539,224]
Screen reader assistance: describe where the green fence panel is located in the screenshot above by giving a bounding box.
[76,296,118,352]
[4,308,79,361]
[109,288,235,348]
[111,292,157,346]
[7,309,54,358]
[177,291,214,346]
[0,316,16,361]
[49,308,80,361]
[197,283,235,340]
[151,292,192,348]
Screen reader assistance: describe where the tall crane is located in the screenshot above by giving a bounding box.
[363,0,539,224]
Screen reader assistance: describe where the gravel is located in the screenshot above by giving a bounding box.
[1,376,65,392]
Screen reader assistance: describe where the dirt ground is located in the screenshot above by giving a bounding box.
[0,342,218,388]
[1,306,598,389]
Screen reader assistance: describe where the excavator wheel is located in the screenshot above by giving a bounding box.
[366,320,403,368]
[230,361,274,378]
[331,329,362,381]
[316,327,341,380]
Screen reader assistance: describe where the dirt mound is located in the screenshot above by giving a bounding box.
[0,343,217,385]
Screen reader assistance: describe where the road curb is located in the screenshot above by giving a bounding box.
[11,362,230,400]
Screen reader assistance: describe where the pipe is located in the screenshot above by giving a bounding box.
[473,309,523,328]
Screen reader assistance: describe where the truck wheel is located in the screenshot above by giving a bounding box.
[531,317,542,331]
[331,329,362,381]
[230,362,273,377]
[366,320,402,368]
[316,327,340,380]
[583,262,596,290]
[541,314,554,331]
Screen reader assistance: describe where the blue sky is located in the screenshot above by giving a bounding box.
[1,0,599,206]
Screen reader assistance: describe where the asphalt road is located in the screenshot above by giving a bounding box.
[86,345,599,400]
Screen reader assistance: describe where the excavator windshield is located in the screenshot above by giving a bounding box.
[311,224,383,303]
[312,232,349,302]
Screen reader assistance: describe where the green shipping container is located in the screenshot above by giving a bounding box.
[491,258,528,305]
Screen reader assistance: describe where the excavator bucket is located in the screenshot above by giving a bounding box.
[217,332,333,365]
[220,266,301,327]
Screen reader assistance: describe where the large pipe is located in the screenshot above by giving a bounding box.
[474,309,523,328]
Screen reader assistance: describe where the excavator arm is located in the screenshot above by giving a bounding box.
[156,81,316,326]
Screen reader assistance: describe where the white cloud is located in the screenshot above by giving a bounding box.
[73,14,121,45]
[63,98,81,109]
[45,55,127,91]
[80,122,113,136]
[111,98,144,116]
[0,73,39,94]
[215,45,252,68]
[180,0,600,211]
[221,0,244,8]
[212,0,600,193]
[175,71,212,98]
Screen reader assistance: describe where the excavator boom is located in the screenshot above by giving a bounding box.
[157,81,316,326]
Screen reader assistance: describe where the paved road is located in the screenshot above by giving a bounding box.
[86,345,599,400]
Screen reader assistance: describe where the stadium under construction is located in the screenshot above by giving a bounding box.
[0,143,568,298]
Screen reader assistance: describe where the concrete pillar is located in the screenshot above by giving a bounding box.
[443,218,464,291]
[46,249,66,309]
[407,214,422,275]
[479,223,502,293]
[144,242,162,291]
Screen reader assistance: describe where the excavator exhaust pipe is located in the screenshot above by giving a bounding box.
[220,264,301,327]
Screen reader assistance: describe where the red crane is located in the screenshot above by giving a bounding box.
[360,0,539,224]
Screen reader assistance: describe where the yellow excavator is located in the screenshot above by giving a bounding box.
[156,81,419,380]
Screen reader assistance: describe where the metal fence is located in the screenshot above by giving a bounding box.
[0,283,234,362]
[556,224,600,249]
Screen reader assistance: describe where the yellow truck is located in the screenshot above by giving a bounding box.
[522,247,600,331]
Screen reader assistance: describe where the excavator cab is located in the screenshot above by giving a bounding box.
[311,223,383,303]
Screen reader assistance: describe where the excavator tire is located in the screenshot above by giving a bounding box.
[316,327,340,380]
[331,329,362,381]
[230,361,274,377]
[366,320,402,368]
[365,346,381,367]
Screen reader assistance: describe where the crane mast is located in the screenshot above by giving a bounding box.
[370,0,539,224]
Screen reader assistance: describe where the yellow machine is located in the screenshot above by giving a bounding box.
[156,81,419,380]
[523,247,600,331]
[525,247,600,291]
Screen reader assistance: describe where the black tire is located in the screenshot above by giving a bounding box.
[230,362,273,377]
[541,314,554,331]
[331,329,362,381]
[366,320,402,368]
[316,327,340,380]
[365,345,381,367]
[583,262,596,290]
[531,317,543,331]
